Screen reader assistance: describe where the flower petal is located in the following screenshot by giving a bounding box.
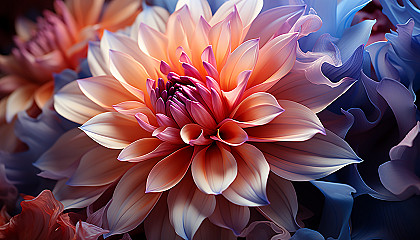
[54,81,104,125]
[146,146,194,192]
[35,128,97,180]
[106,161,161,237]
[167,175,216,240]
[219,39,259,91]
[80,112,150,149]
[222,143,269,206]
[213,119,248,146]
[254,129,362,181]
[66,147,132,186]
[258,174,299,232]
[53,180,110,209]
[78,76,138,109]
[246,100,325,142]
[208,196,250,235]
[192,143,237,195]
[210,0,263,28]
[118,138,180,162]
[231,92,284,128]
[144,193,182,240]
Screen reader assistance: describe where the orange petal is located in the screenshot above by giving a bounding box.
[213,119,248,146]
[191,143,237,194]
[146,146,194,192]
[230,92,284,128]
[118,138,180,162]
[220,39,259,91]
[246,100,325,142]
[78,76,138,109]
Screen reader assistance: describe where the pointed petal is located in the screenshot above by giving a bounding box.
[175,0,212,24]
[118,138,180,162]
[231,92,284,128]
[75,221,109,240]
[254,129,362,181]
[192,143,237,195]
[53,180,110,209]
[220,39,259,91]
[246,100,325,142]
[109,50,150,103]
[167,175,216,240]
[87,41,109,76]
[210,0,263,28]
[35,128,97,180]
[138,23,169,62]
[180,124,212,146]
[106,161,161,237]
[146,146,194,192]
[78,76,137,109]
[247,32,298,92]
[213,119,248,146]
[245,5,305,46]
[113,100,147,116]
[5,84,36,122]
[258,174,299,232]
[67,147,132,186]
[54,81,104,125]
[80,112,150,149]
[208,196,250,235]
[222,144,270,206]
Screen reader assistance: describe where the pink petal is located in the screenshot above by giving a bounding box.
[245,5,305,46]
[119,138,180,162]
[146,146,194,192]
[254,129,362,181]
[100,0,141,30]
[80,112,150,149]
[208,18,231,71]
[230,92,284,128]
[269,74,355,113]
[246,100,325,142]
[106,161,161,237]
[208,196,250,235]
[186,100,217,129]
[222,144,269,206]
[152,127,184,144]
[258,174,299,232]
[66,147,132,186]
[54,81,104,125]
[167,175,216,240]
[78,76,138,109]
[191,143,237,194]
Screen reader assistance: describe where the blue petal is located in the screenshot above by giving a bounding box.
[290,228,325,240]
[311,181,355,240]
[336,20,375,62]
[380,0,420,34]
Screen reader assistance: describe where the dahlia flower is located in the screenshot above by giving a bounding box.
[0,0,141,154]
[42,0,362,238]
